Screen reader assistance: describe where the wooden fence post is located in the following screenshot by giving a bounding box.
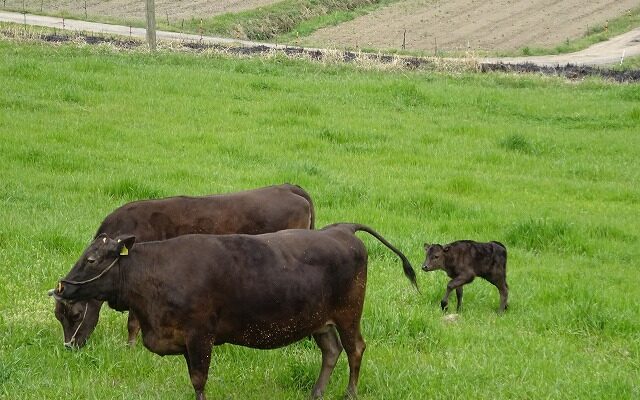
[145,0,157,51]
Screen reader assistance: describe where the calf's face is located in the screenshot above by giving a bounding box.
[422,243,446,272]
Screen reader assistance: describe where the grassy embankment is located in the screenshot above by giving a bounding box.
[0,39,639,399]
[175,0,398,42]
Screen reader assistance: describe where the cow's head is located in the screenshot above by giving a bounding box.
[50,298,102,348]
[422,243,448,272]
[50,233,135,304]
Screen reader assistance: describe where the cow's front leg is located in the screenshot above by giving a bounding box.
[184,334,214,400]
[442,275,473,311]
[127,311,140,346]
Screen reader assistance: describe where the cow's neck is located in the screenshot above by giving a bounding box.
[112,249,155,313]
[113,248,164,338]
[105,252,142,312]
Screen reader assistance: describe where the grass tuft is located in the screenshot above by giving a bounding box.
[102,180,164,202]
[499,134,538,155]
[505,218,587,254]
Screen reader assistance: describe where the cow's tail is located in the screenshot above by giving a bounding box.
[286,184,316,229]
[347,223,419,292]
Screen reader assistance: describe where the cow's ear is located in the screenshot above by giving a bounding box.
[115,235,136,256]
[444,246,450,252]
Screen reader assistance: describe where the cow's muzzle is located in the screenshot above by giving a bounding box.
[47,283,66,301]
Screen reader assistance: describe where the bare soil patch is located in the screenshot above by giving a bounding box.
[2,0,281,22]
[304,0,638,52]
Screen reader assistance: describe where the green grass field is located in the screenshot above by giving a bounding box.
[0,39,639,399]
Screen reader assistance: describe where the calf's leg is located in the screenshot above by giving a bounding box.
[486,275,509,313]
[127,312,140,346]
[498,281,509,313]
[455,287,464,312]
[184,335,214,400]
[311,326,343,399]
[442,275,474,311]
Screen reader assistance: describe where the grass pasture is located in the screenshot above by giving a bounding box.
[1,39,639,399]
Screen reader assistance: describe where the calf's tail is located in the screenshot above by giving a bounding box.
[341,223,419,292]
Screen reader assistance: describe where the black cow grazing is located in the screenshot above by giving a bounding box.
[50,223,417,400]
[422,240,508,312]
[51,184,315,348]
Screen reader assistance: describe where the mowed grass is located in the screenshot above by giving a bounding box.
[1,40,639,399]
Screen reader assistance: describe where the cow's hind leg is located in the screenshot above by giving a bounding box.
[184,334,214,400]
[311,326,343,399]
[335,322,366,399]
[127,311,141,346]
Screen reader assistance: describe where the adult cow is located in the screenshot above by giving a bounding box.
[52,184,315,348]
[50,223,418,400]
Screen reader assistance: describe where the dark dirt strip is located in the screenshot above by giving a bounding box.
[7,29,640,83]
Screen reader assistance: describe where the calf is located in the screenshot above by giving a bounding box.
[50,223,417,400]
[52,183,315,348]
[422,240,508,312]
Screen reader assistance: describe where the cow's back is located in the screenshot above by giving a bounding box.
[126,228,367,350]
[96,184,314,241]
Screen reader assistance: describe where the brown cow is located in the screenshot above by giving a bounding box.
[422,240,508,312]
[52,184,315,348]
[50,223,417,400]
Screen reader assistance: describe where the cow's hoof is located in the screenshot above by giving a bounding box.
[440,301,448,310]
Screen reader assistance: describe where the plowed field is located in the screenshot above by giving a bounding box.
[304,0,638,52]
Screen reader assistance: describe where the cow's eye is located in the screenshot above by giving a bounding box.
[87,256,96,264]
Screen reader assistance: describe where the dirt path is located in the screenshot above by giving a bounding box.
[304,0,638,53]
[483,27,640,66]
[1,11,639,67]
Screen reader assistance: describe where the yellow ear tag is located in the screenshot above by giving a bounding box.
[120,245,129,256]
